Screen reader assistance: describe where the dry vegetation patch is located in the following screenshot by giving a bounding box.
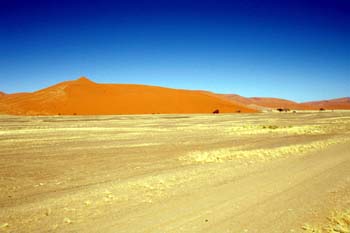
[180,137,350,164]
[302,209,350,233]
[224,124,326,136]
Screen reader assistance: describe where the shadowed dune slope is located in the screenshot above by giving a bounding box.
[0,77,256,115]
[302,97,350,110]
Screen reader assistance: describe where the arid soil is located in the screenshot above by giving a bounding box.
[0,112,350,233]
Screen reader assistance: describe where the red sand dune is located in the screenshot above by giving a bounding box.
[301,97,350,110]
[219,95,350,110]
[218,94,314,110]
[0,91,6,97]
[0,77,256,115]
[220,94,253,106]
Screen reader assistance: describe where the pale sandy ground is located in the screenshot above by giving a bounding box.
[0,112,350,233]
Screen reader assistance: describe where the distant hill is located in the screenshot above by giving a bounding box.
[301,97,350,110]
[219,94,350,111]
[0,77,256,115]
[218,94,314,110]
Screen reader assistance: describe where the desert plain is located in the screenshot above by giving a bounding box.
[0,111,350,233]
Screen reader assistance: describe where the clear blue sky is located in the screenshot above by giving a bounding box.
[0,0,349,102]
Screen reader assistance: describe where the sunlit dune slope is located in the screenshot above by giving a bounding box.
[0,77,256,115]
[301,97,350,110]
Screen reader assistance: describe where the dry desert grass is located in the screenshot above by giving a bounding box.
[0,112,349,233]
[302,209,350,233]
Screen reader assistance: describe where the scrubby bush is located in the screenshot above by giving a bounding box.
[277,108,290,112]
[262,125,279,129]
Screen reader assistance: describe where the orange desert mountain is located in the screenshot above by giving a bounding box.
[0,77,256,115]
